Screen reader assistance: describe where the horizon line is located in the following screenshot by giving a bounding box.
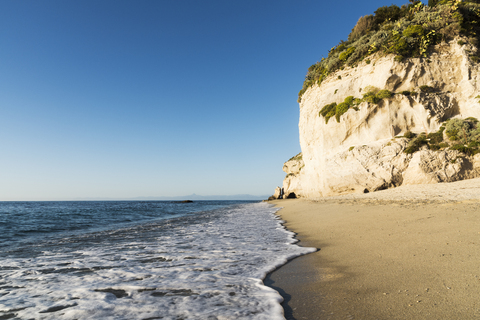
[0,193,271,202]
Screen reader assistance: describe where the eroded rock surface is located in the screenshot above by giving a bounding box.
[282,154,304,198]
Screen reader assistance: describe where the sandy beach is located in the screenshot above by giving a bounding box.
[267,178,480,319]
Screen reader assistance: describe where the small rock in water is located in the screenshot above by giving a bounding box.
[94,288,128,298]
[39,303,77,313]
[151,291,167,297]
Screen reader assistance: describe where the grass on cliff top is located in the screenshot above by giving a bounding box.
[298,0,480,103]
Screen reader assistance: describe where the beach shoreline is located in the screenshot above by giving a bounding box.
[266,178,480,319]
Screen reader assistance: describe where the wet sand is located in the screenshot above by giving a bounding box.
[266,178,480,319]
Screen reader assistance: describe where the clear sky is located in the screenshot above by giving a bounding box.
[0,0,417,200]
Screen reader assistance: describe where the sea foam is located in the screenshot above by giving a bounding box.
[0,202,315,319]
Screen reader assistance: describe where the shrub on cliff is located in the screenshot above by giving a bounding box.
[335,95,362,122]
[363,91,380,104]
[403,25,425,38]
[319,102,337,124]
[404,131,415,139]
[376,89,393,99]
[451,144,475,155]
[339,47,356,61]
[404,133,428,153]
[445,117,480,144]
[325,109,337,123]
[344,95,355,105]
[373,5,404,26]
[427,125,445,144]
[349,15,375,41]
[445,118,470,142]
[319,102,337,117]
[335,102,350,122]
[362,88,393,104]
[419,85,435,93]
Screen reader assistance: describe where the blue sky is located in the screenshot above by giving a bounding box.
[0,0,415,200]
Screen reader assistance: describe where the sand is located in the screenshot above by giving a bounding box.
[266,178,480,320]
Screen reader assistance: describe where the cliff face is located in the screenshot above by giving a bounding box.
[286,40,480,199]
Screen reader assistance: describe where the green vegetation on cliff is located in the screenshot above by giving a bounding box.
[318,86,393,124]
[402,117,480,155]
[287,152,303,162]
[298,0,480,103]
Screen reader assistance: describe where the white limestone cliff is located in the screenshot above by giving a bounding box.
[285,40,480,199]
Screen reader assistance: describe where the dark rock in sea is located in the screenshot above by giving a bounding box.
[150,289,197,297]
[139,257,171,263]
[137,288,157,293]
[150,291,167,297]
[180,200,193,203]
[39,303,77,313]
[171,289,197,296]
[94,288,128,298]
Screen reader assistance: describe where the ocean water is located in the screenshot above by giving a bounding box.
[0,201,315,320]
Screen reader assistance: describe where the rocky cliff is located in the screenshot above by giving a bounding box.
[282,40,480,199]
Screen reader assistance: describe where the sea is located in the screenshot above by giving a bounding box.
[0,200,315,320]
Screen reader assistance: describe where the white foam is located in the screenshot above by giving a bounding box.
[0,202,315,319]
